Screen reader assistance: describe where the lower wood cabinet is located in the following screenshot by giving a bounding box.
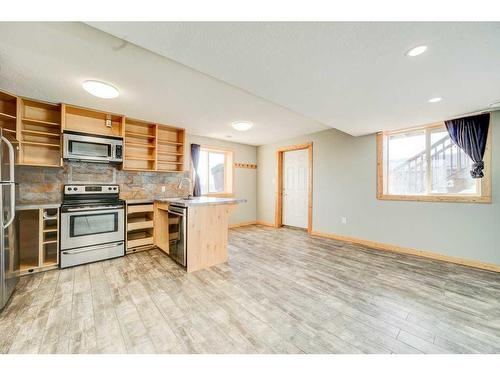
[17,207,59,276]
[126,202,155,253]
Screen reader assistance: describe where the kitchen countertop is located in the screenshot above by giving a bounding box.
[16,201,62,210]
[156,196,246,207]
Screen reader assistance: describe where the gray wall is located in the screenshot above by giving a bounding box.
[186,134,257,225]
[257,111,499,265]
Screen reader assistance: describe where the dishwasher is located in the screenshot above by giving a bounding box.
[167,204,187,267]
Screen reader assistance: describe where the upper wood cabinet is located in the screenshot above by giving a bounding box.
[123,119,185,172]
[62,104,125,137]
[0,88,186,171]
[17,98,62,167]
[0,90,18,136]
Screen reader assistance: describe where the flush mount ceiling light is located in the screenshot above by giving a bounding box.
[82,80,119,99]
[428,97,443,103]
[406,45,428,57]
[231,121,253,131]
[489,101,500,109]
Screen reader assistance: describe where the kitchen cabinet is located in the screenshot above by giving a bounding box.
[126,202,155,253]
[17,207,60,275]
[123,119,185,172]
[1,88,187,171]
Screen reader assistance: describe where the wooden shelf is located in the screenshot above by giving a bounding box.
[126,131,155,139]
[0,112,16,121]
[158,139,183,146]
[42,240,58,245]
[158,151,183,156]
[20,141,60,148]
[22,118,60,127]
[2,128,16,134]
[126,141,155,148]
[16,162,61,168]
[158,161,183,165]
[22,129,60,138]
[125,156,155,161]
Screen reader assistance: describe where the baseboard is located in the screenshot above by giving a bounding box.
[255,220,276,227]
[310,230,500,273]
[229,221,257,228]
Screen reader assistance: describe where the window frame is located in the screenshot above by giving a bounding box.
[197,145,234,197]
[376,122,492,203]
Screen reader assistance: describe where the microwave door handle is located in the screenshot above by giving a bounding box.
[1,136,16,229]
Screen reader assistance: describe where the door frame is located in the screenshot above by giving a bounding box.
[275,142,313,234]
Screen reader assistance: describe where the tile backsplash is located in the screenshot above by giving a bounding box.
[16,162,190,203]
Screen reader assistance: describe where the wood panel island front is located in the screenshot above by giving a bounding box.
[144,197,245,272]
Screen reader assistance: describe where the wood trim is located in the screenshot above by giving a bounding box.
[311,230,500,273]
[255,220,275,227]
[229,220,257,228]
[275,142,313,234]
[376,123,492,204]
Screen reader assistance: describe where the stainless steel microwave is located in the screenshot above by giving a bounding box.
[63,131,123,164]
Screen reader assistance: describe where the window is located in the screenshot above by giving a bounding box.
[197,146,234,196]
[377,123,491,203]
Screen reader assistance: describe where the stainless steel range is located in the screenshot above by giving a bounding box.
[60,184,125,268]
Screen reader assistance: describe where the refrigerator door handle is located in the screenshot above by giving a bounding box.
[1,136,16,229]
[1,136,15,182]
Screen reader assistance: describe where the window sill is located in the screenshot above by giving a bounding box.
[204,193,235,198]
[377,193,491,204]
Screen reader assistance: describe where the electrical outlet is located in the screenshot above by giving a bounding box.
[341,217,347,224]
[161,186,166,193]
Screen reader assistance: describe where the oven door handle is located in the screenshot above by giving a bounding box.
[66,205,123,212]
[62,242,123,254]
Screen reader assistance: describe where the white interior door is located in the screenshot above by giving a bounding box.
[282,149,308,228]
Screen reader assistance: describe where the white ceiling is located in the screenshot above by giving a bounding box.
[0,22,326,146]
[88,22,500,136]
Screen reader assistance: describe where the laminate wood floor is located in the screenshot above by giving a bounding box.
[1,225,500,354]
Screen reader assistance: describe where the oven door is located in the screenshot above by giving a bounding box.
[63,133,120,163]
[60,206,125,250]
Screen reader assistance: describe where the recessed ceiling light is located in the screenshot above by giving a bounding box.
[231,121,253,131]
[489,101,500,109]
[428,97,442,103]
[406,45,428,57]
[82,80,119,99]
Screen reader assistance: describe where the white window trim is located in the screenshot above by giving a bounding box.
[376,123,492,203]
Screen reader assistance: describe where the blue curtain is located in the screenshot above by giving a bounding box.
[191,144,201,196]
[444,113,490,179]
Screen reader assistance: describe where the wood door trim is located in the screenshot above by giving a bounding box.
[275,142,313,234]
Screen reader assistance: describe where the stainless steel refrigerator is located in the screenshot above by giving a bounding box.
[0,129,18,310]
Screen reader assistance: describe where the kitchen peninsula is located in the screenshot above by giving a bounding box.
[129,197,246,272]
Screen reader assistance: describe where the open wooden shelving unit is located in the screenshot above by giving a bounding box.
[126,203,155,253]
[1,88,186,170]
[62,104,125,138]
[17,98,62,167]
[18,207,59,276]
[123,120,185,172]
[123,118,157,171]
[0,90,17,136]
[156,125,185,172]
